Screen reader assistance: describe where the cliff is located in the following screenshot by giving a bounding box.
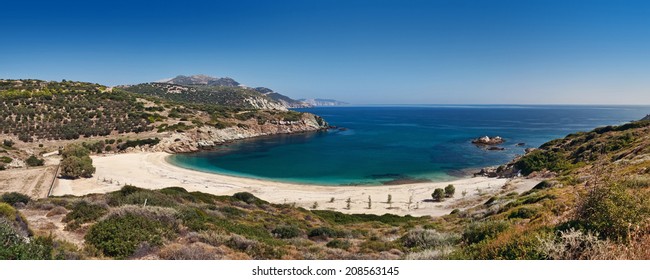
[153,113,328,153]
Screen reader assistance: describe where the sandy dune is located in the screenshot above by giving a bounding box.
[52,152,539,217]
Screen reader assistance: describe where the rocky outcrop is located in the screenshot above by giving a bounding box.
[472,136,505,145]
[153,113,329,153]
[642,114,650,121]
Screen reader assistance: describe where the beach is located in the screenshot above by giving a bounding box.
[52,152,540,217]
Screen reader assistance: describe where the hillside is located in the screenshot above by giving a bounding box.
[2,118,649,260]
[0,79,329,168]
[119,83,287,111]
[156,75,311,108]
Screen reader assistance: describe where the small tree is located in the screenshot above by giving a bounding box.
[311,201,319,210]
[432,188,445,202]
[60,144,95,179]
[367,196,372,209]
[345,197,352,210]
[25,155,44,167]
[444,184,455,198]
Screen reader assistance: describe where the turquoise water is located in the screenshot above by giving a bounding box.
[168,105,650,185]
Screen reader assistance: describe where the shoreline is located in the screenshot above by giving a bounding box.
[52,152,540,217]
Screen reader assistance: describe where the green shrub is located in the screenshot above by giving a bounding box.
[432,188,445,202]
[444,184,455,198]
[326,239,351,250]
[2,139,14,147]
[85,213,176,259]
[25,155,44,167]
[63,201,107,225]
[308,227,340,240]
[515,150,570,175]
[271,225,302,239]
[60,155,95,178]
[462,221,510,244]
[508,207,538,219]
[178,208,211,231]
[0,203,17,220]
[233,192,264,205]
[0,156,12,163]
[0,218,53,260]
[574,184,650,240]
[1,192,31,205]
[311,210,420,225]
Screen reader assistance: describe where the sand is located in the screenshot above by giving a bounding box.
[52,152,540,217]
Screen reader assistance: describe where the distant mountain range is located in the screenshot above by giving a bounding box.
[298,98,348,107]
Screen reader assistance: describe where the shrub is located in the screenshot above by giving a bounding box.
[0,156,12,163]
[63,201,107,225]
[233,192,264,205]
[60,155,95,178]
[25,155,44,167]
[85,213,176,259]
[401,228,460,249]
[462,221,510,244]
[272,225,302,239]
[0,203,17,220]
[444,184,455,198]
[326,239,351,250]
[1,192,31,205]
[574,183,650,240]
[508,207,538,219]
[539,228,611,260]
[431,188,445,202]
[0,218,53,260]
[2,139,14,147]
[515,150,570,175]
[308,227,339,240]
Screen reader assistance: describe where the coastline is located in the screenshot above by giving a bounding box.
[52,152,540,217]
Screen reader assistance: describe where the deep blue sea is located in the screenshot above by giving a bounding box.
[168,105,650,185]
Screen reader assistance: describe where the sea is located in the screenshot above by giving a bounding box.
[168,105,650,186]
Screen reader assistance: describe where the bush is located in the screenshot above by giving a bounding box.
[63,201,107,225]
[60,156,95,178]
[2,139,14,147]
[444,184,455,198]
[539,228,611,260]
[85,213,176,259]
[0,203,17,220]
[462,221,510,244]
[574,184,650,240]
[326,239,351,250]
[0,218,53,260]
[431,188,445,202]
[1,192,31,205]
[271,225,302,239]
[308,227,340,240]
[515,150,570,175]
[508,207,538,219]
[233,192,263,204]
[0,156,12,163]
[25,155,44,167]
[401,228,460,249]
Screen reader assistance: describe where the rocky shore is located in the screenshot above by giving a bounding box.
[149,112,330,153]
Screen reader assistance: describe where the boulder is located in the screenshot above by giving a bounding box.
[472,136,505,145]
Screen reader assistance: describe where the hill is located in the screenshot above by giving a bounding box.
[154,75,311,108]
[0,79,329,167]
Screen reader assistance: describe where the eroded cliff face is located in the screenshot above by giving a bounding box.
[152,113,328,153]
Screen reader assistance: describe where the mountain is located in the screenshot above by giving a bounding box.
[158,75,311,108]
[162,75,240,87]
[119,83,287,110]
[298,98,348,106]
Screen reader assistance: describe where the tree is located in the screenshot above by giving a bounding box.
[432,188,445,202]
[444,184,455,198]
[60,144,95,179]
[25,155,44,167]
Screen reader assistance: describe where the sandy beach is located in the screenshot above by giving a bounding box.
[52,152,540,217]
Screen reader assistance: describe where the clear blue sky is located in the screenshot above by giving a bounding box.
[2,0,649,104]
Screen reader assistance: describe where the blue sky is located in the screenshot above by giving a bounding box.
[2,0,649,104]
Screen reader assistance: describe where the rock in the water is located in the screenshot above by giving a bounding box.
[487,146,505,151]
[472,136,505,145]
[516,143,526,146]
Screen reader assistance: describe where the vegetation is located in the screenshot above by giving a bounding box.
[432,188,445,202]
[444,184,455,198]
[25,155,44,167]
[60,144,95,178]
[1,192,31,205]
